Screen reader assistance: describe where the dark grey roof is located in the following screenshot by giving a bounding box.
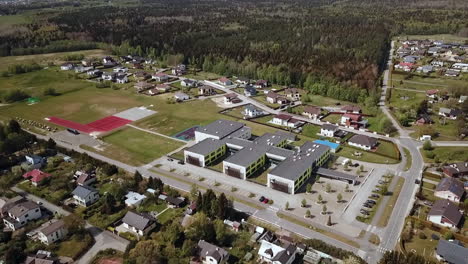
[436,178,464,198]
[8,201,40,218]
[348,134,378,147]
[198,240,229,263]
[122,211,155,231]
[40,220,65,236]
[72,185,97,199]
[436,239,468,264]
[428,200,462,226]
[266,147,295,159]
[321,124,338,131]
[186,138,226,156]
[225,137,253,149]
[269,142,330,181]
[197,119,245,139]
[273,243,297,264]
[317,168,357,182]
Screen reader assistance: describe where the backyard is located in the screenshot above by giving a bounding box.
[421,147,468,163]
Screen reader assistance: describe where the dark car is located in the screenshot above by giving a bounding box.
[259,196,265,202]
[360,210,370,215]
[67,128,80,135]
[367,200,377,204]
[371,194,380,199]
[167,158,174,162]
[178,160,185,165]
[263,198,269,204]
[363,203,373,209]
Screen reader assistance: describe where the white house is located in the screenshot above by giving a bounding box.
[116,74,128,83]
[452,63,468,72]
[348,135,378,151]
[102,72,116,81]
[60,63,74,71]
[244,105,263,118]
[121,211,156,236]
[181,79,197,87]
[427,200,462,228]
[320,124,339,138]
[198,240,229,264]
[258,240,296,264]
[125,191,147,207]
[459,95,467,103]
[152,73,169,82]
[113,67,128,73]
[219,77,233,86]
[3,201,42,231]
[72,185,100,207]
[270,114,303,128]
[434,178,465,203]
[37,220,68,245]
[174,92,190,101]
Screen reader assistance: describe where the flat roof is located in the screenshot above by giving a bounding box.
[316,168,357,182]
[197,119,245,139]
[186,138,226,156]
[269,142,330,181]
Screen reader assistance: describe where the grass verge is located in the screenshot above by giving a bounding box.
[376,177,405,227]
[403,148,412,171]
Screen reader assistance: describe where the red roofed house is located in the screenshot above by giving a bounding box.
[395,62,414,72]
[270,114,303,128]
[341,113,368,129]
[23,169,51,186]
[426,89,439,99]
[219,77,233,86]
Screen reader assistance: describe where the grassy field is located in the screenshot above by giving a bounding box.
[375,140,400,159]
[183,71,222,80]
[303,94,352,107]
[0,49,106,72]
[55,234,93,259]
[337,145,400,164]
[376,177,405,227]
[89,127,185,166]
[157,208,184,224]
[421,147,468,163]
[403,228,439,262]
[397,34,468,43]
[0,14,32,25]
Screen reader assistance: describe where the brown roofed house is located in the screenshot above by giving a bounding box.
[348,134,378,151]
[443,162,468,178]
[435,178,465,203]
[302,106,321,120]
[427,199,462,229]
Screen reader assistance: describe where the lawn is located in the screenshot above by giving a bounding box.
[88,209,128,229]
[157,207,185,225]
[302,94,352,107]
[397,34,468,43]
[0,14,32,26]
[55,234,94,259]
[322,114,341,124]
[90,127,185,166]
[337,146,400,164]
[251,95,280,109]
[403,148,412,171]
[248,168,270,186]
[403,228,439,262]
[17,181,69,204]
[375,140,400,160]
[301,124,321,138]
[421,147,468,163]
[183,71,222,80]
[376,177,405,227]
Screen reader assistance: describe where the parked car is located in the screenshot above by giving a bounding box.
[373,188,381,192]
[366,200,376,204]
[178,160,185,165]
[370,194,380,199]
[167,158,173,162]
[263,198,269,204]
[259,196,265,202]
[360,209,370,215]
[363,203,373,209]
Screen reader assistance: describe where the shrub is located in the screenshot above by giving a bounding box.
[425,151,435,159]
[418,232,427,240]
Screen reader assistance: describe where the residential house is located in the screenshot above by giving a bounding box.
[172,64,186,75]
[116,74,128,83]
[23,169,51,186]
[152,73,169,82]
[341,114,368,129]
[459,95,467,103]
[403,55,419,63]
[348,134,378,151]
[86,69,102,77]
[81,59,95,67]
[155,84,170,92]
[103,56,115,64]
[258,240,297,264]
[427,199,462,228]
[439,108,461,120]
[113,67,128,73]
[266,92,290,105]
[219,77,233,86]
[74,66,93,73]
[185,201,197,215]
[244,105,263,118]
[224,93,241,104]
[236,77,250,85]
[320,124,339,137]
[197,240,230,264]
[165,196,186,208]
[415,114,433,125]
[181,79,197,87]
[435,178,465,203]
[102,72,116,81]
[60,63,74,71]
[24,251,57,264]
[121,211,157,236]
[284,88,301,101]
[134,82,155,92]
[394,62,414,72]
[416,65,434,74]
[134,71,150,81]
[3,201,41,231]
[199,85,215,96]
[37,220,68,245]
[223,219,241,232]
[445,69,460,77]
[255,80,270,88]
[25,154,47,169]
[174,92,190,101]
[340,105,362,114]
[431,61,445,67]
[72,185,100,207]
[452,63,468,72]
[302,106,321,120]
[443,162,468,178]
[435,239,468,264]
[125,191,147,207]
[75,171,96,186]
[270,114,303,129]
[244,85,257,97]
[0,196,25,217]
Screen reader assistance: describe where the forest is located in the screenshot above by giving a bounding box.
[0,0,467,90]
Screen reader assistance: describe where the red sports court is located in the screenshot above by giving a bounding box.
[48,116,132,134]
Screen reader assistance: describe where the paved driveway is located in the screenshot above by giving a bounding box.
[78,225,129,264]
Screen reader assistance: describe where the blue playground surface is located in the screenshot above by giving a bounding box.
[174,126,199,141]
[313,139,340,151]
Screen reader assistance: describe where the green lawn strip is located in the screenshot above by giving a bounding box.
[421,189,436,202]
[182,71,221,80]
[337,146,399,164]
[55,233,94,259]
[368,233,380,246]
[423,172,441,182]
[376,177,405,227]
[276,212,360,249]
[82,127,184,166]
[157,207,185,225]
[301,124,321,138]
[375,140,400,159]
[322,114,341,124]
[402,228,439,262]
[422,181,436,190]
[17,181,69,205]
[403,148,412,171]
[421,147,468,163]
[88,209,128,229]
